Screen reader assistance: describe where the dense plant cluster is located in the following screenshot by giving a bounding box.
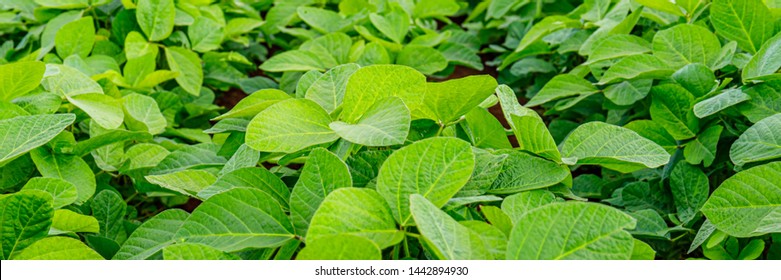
[1,0,779,260]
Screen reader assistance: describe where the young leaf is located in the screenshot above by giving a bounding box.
[672,63,717,98]
[506,202,636,260]
[41,64,103,97]
[175,188,295,251]
[188,17,224,53]
[508,113,561,162]
[91,190,127,242]
[123,93,167,135]
[0,61,45,102]
[66,93,124,129]
[738,81,781,123]
[246,99,338,153]
[259,50,326,72]
[0,191,53,260]
[376,137,475,226]
[599,54,675,85]
[369,6,409,44]
[702,162,781,237]
[0,114,75,166]
[308,188,403,249]
[297,235,381,260]
[410,194,491,260]
[51,209,99,234]
[137,0,175,41]
[586,34,651,65]
[55,17,94,59]
[146,169,217,197]
[165,47,203,96]
[297,7,352,34]
[214,89,291,120]
[560,122,671,173]
[330,97,411,146]
[729,113,781,166]
[340,65,426,122]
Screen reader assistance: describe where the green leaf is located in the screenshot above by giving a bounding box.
[198,167,290,209]
[297,234,381,260]
[560,122,671,173]
[290,148,351,237]
[259,50,326,72]
[305,64,360,114]
[340,65,426,123]
[137,0,175,41]
[420,75,498,123]
[67,93,124,129]
[693,88,750,118]
[162,243,240,260]
[410,194,490,260]
[684,125,723,167]
[413,0,460,18]
[0,61,45,102]
[743,33,781,81]
[165,47,203,96]
[113,209,189,260]
[396,45,448,75]
[489,151,570,194]
[670,162,709,223]
[650,84,699,140]
[439,42,484,70]
[330,97,410,147]
[652,24,721,68]
[175,188,295,251]
[370,7,409,44]
[189,16,224,53]
[41,64,103,97]
[308,188,402,249]
[635,0,686,16]
[604,79,653,106]
[376,137,474,226]
[462,108,512,149]
[0,191,53,260]
[738,81,781,123]
[527,74,599,107]
[458,148,507,196]
[91,190,127,241]
[702,162,781,237]
[297,7,351,34]
[688,219,716,253]
[711,0,775,54]
[214,89,291,120]
[672,63,718,98]
[246,99,338,153]
[13,237,102,260]
[506,202,636,260]
[50,209,99,234]
[599,54,675,85]
[55,17,94,58]
[30,148,95,205]
[501,190,557,224]
[509,113,562,162]
[481,206,512,236]
[149,145,225,175]
[513,16,580,53]
[20,177,77,209]
[730,113,781,166]
[631,239,656,260]
[586,34,652,65]
[0,114,75,167]
[146,169,217,197]
[122,93,167,135]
